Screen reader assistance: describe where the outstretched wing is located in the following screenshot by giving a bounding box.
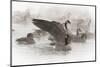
[32,19,66,42]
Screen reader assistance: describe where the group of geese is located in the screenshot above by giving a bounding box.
[15,19,88,45]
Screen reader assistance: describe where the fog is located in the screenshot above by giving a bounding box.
[12,1,95,66]
[12,1,95,33]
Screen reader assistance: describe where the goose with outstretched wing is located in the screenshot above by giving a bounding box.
[32,19,71,51]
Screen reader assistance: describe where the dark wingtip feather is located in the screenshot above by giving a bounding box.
[32,19,50,22]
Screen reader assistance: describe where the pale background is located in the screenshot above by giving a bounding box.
[0,0,100,67]
[12,0,95,66]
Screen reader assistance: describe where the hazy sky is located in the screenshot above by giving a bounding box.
[12,1,95,20]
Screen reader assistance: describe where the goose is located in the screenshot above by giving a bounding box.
[16,33,35,44]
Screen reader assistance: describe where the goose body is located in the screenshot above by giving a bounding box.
[16,33,35,44]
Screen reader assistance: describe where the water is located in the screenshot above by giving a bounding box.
[12,23,95,66]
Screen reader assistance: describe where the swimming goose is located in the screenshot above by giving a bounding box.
[16,33,35,44]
